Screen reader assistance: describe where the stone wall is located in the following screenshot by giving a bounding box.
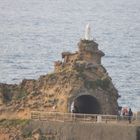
[23,120,140,140]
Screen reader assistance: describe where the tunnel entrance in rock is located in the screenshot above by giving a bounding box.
[71,95,100,114]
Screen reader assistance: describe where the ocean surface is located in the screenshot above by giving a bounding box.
[0,0,140,111]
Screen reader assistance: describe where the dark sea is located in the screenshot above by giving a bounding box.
[0,0,140,111]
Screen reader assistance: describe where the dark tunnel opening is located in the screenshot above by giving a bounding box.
[72,95,101,114]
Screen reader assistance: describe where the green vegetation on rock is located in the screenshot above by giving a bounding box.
[84,78,110,90]
[16,90,28,100]
[0,119,30,127]
[1,87,13,102]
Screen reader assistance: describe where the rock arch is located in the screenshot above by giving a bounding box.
[70,94,101,114]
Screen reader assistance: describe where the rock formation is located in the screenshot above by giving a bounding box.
[0,34,119,117]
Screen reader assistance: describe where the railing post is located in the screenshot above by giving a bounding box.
[97,115,102,123]
[136,112,138,122]
[83,114,85,121]
[71,113,72,121]
[116,115,118,122]
[74,113,75,121]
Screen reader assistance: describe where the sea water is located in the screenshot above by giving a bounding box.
[0,0,140,111]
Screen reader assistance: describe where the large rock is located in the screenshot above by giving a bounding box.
[0,39,119,117]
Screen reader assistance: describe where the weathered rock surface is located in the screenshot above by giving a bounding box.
[0,39,119,118]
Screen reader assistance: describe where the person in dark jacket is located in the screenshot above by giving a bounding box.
[128,108,133,124]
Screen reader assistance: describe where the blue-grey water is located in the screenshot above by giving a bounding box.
[0,0,140,111]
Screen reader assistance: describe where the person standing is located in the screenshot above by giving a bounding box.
[128,108,133,124]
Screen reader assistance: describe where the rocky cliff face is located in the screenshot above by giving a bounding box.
[0,39,119,118]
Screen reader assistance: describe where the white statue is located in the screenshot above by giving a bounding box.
[84,23,91,40]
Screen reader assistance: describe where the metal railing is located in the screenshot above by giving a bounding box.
[30,111,138,123]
